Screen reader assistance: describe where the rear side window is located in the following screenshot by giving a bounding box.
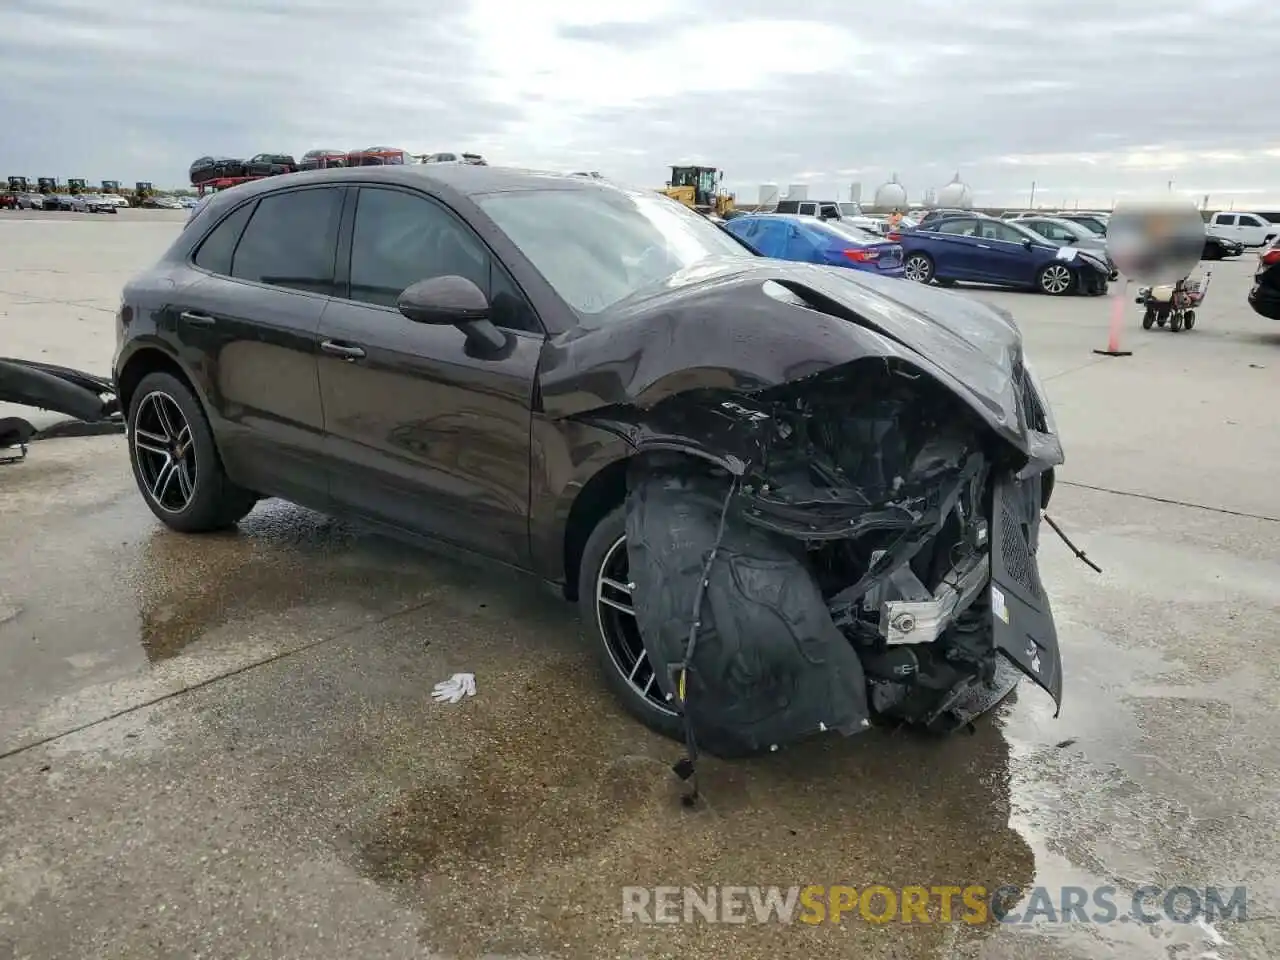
[192,201,257,275]
[231,187,344,295]
[1214,214,1235,225]
[937,219,977,236]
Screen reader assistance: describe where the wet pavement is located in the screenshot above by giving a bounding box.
[1,218,1278,959]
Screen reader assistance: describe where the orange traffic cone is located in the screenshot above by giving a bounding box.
[1093,278,1133,357]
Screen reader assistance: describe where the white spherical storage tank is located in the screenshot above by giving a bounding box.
[937,172,973,209]
[873,174,908,212]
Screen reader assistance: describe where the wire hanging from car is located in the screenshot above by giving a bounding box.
[1043,513,1102,573]
[671,474,741,808]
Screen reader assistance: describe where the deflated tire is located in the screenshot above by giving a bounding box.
[624,457,871,758]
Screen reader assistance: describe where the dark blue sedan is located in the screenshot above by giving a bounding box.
[900,215,1111,295]
[722,214,905,278]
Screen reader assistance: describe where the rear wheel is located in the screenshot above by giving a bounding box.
[1184,310,1196,330]
[904,253,935,284]
[127,371,258,532]
[1037,263,1075,295]
[1142,308,1156,330]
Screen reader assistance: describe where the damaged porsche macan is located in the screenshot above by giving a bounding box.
[111,165,1066,765]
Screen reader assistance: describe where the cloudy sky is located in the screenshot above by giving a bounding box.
[2,0,1278,207]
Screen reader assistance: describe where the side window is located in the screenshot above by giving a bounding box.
[348,187,540,333]
[799,203,817,216]
[489,262,541,333]
[785,225,819,260]
[1214,214,1235,226]
[192,201,257,275]
[937,219,976,236]
[230,188,343,295]
[1240,215,1263,227]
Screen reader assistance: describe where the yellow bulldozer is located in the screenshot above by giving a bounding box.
[660,165,735,217]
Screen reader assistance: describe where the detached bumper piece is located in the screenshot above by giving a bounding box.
[0,358,124,465]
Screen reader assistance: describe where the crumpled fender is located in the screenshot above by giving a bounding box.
[535,260,1063,470]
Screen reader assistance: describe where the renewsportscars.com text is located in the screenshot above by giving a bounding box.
[621,884,1248,925]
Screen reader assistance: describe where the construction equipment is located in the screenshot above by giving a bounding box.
[661,165,735,217]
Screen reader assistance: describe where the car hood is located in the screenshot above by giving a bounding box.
[537,257,1061,467]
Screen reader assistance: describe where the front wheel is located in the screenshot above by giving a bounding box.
[1169,312,1184,332]
[1142,308,1156,329]
[1037,263,1075,296]
[127,371,258,532]
[904,253,935,284]
[1184,310,1196,330]
[578,505,685,742]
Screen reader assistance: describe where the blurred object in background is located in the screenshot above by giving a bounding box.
[1107,199,1205,283]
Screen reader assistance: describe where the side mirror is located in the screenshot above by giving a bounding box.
[397,275,506,353]
[1023,238,1034,250]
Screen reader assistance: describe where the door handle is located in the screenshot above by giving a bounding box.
[320,339,366,361]
[977,243,992,249]
[180,310,216,326]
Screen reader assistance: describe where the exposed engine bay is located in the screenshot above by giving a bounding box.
[607,357,1063,760]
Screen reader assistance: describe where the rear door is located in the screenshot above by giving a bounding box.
[174,185,344,504]
[315,184,543,567]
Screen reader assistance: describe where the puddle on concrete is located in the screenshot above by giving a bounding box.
[989,620,1258,960]
[126,499,511,662]
[343,649,1037,959]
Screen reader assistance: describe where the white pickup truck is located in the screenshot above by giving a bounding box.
[1206,211,1279,247]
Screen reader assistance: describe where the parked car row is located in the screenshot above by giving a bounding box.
[189,148,489,185]
[6,191,125,212]
[735,204,1110,296]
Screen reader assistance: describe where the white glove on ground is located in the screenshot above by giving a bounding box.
[432,672,476,704]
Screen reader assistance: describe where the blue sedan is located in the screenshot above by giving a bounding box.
[899,215,1111,295]
[722,214,905,277]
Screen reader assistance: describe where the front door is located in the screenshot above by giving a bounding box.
[931,218,982,278]
[173,185,344,504]
[973,219,1039,286]
[316,185,543,567]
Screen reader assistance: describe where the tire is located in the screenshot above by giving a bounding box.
[619,460,871,758]
[1184,310,1196,330]
[578,504,685,743]
[1142,308,1155,330]
[1169,312,1184,332]
[126,371,257,532]
[1037,263,1075,296]
[904,252,935,284]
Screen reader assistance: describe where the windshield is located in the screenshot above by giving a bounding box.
[814,219,885,245]
[1047,218,1094,240]
[1002,219,1051,244]
[1068,217,1107,236]
[477,186,749,314]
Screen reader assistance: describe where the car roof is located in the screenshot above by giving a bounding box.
[221,164,614,202]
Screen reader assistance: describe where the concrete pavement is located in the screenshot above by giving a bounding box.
[1,216,1277,959]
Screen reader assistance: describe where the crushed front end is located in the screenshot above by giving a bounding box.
[606,356,1062,758]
